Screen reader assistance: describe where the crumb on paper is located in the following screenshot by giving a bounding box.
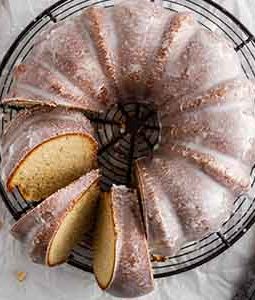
[0,219,3,230]
[151,254,167,263]
[16,271,27,282]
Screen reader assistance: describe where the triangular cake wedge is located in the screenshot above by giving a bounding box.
[136,159,184,256]
[1,107,98,201]
[93,185,154,298]
[11,170,101,266]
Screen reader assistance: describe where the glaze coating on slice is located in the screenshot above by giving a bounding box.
[11,170,101,266]
[136,159,184,256]
[1,106,98,201]
[93,185,154,298]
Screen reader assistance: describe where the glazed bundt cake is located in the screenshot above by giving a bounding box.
[11,170,101,266]
[2,0,255,298]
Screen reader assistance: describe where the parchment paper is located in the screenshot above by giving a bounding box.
[0,1,255,299]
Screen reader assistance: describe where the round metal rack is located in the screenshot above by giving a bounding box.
[1,0,255,278]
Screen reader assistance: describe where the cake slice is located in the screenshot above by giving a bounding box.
[93,185,154,298]
[11,170,101,266]
[136,158,184,256]
[1,106,98,201]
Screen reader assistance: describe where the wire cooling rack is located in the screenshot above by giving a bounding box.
[1,0,255,278]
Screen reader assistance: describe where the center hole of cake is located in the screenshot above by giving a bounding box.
[125,117,144,134]
[91,103,160,190]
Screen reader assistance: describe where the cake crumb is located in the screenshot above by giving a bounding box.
[16,271,27,282]
[151,254,167,262]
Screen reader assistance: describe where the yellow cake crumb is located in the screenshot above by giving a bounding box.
[16,271,27,282]
[151,254,167,262]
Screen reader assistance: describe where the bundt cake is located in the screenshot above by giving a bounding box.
[1,106,98,201]
[11,170,101,266]
[93,185,154,298]
[1,0,255,298]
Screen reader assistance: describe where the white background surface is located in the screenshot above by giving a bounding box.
[1,1,255,299]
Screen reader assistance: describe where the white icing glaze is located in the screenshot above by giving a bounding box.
[111,0,171,100]
[105,185,154,298]
[136,160,184,256]
[153,28,242,111]
[137,157,233,244]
